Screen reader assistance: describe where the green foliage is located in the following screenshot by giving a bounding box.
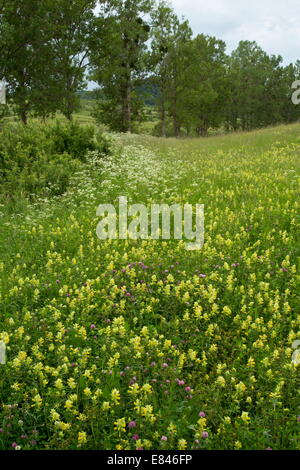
[149,16,300,137]
[175,34,228,136]
[89,0,154,132]
[1,0,300,134]
[225,41,298,131]
[0,0,96,123]
[0,120,111,200]
[45,121,97,161]
[150,2,192,137]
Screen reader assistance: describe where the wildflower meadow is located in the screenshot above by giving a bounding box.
[0,123,300,451]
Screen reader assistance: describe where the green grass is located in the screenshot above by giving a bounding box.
[0,98,96,127]
[0,123,299,450]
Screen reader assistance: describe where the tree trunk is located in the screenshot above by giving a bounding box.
[20,108,28,125]
[173,113,180,137]
[64,89,74,121]
[122,29,132,133]
[160,98,166,137]
[63,73,76,121]
[65,103,73,121]
[197,116,209,137]
[122,77,132,132]
[171,82,180,137]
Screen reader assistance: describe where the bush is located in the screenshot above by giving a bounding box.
[0,120,113,201]
[3,152,81,199]
[45,121,97,161]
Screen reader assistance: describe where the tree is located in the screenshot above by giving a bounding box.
[46,0,97,120]
[90,0,153,132]
[179,34,228,136]
[162,19,192,137]
[0,0,96,123]
[0,0,54,123]
[150,1,191,136]
[226,41,289,131]
[277,62,300,124]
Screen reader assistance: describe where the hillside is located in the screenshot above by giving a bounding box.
[0,124,300,450]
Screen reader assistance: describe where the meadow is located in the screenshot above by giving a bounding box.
[0,122,300,450]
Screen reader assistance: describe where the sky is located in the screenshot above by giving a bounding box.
[172,0,300,65]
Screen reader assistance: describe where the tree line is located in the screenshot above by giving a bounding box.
[1,0,299,135]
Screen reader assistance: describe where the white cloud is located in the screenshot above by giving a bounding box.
[171,0,300,64]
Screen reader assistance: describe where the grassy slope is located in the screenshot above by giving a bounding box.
[0,123,300,450]
[1,98,96,127]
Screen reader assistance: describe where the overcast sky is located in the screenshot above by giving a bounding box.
[172,0,300,64]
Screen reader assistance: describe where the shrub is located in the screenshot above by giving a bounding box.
[45,121,97,161]
[0,120,113,201]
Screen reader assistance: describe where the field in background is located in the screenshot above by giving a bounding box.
[0,123,299,450]
[1,98,96,127]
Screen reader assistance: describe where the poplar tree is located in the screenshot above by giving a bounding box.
[90,0,153,132]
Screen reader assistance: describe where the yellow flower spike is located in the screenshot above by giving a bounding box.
[111,388,121,404]
[178,439,187,450]
[114,418,126,433]
[240,412,251,424]
[78,431,87,445]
